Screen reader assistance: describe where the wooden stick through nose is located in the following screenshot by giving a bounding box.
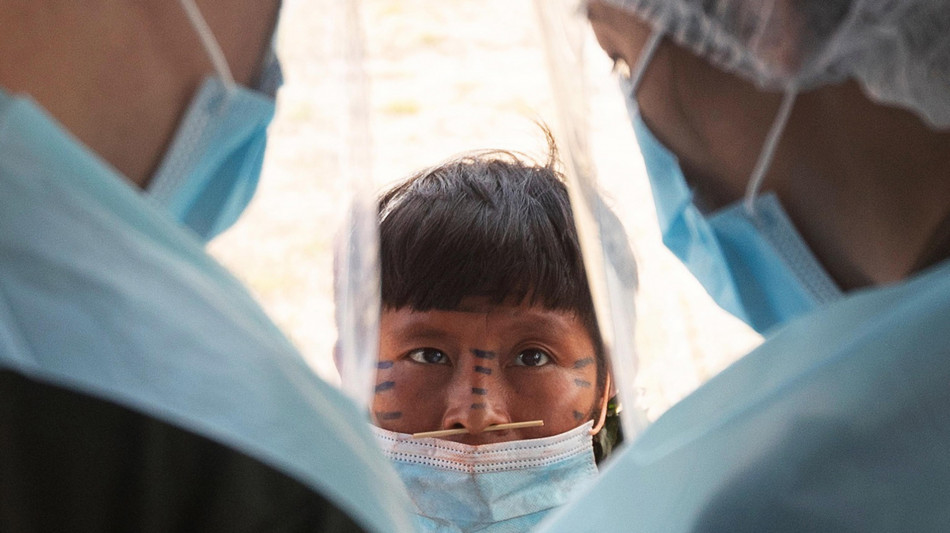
[411,420,544,439]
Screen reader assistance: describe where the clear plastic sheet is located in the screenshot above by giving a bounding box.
[536,0,650,438]
[334,0,380,413]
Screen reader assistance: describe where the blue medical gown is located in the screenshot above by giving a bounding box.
[0,90,414,532]
[539,258,950,532]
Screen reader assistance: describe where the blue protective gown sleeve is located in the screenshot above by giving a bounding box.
[538,258,950,532]
[0,88,415,533]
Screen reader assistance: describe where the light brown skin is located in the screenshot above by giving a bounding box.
[375,299,602,445]
[587,0,950,290]
[0,0,281,188]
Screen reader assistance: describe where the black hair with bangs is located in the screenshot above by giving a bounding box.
[377,145,597,337]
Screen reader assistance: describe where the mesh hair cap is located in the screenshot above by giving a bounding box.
[601,0,950,129]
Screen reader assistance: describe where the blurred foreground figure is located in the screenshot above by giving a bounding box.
[540,0,950,531]
[0,1,411,531]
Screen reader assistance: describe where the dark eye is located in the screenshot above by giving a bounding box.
[407,348,449,365]
[513,349,551,367]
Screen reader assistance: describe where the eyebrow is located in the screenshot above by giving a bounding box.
[387,309,590,350]
[501,312,576,337]
[387,323,453,343]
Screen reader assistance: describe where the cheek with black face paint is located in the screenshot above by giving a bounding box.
[372,360,452,433]
[573,357,595,369]
[372,360,403,425]
[500,360,600,438]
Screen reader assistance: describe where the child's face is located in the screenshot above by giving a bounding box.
[374,298,601,445]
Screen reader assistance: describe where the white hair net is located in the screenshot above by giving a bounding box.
[600,0,950,129]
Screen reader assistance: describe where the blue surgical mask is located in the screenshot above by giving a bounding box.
[371,422,599,533]
[622,79,841,334]
[146,1,283,241]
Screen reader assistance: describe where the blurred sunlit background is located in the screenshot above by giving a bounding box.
[210,0,761,421]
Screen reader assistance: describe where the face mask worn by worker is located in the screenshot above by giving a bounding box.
[620,32,841,334]
[145,0,283,241]
[371,421,598,533]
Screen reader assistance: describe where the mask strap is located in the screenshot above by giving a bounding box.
[178,0,237,90]
[589,374,612,435]
[743,87,797,213]
[627,28,664,100]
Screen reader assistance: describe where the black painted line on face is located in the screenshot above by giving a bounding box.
[374,381,396,393]
[376,411,402,420]
[472,387,488,395]
[474,366,492,375]
[572,357,595,369]
[471,349,496,360]
[470,403,486,410]
[573,410,586,421]
[377,361,394,370]
[574,378,592,388]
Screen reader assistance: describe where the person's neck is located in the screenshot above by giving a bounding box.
[780,81,950,290]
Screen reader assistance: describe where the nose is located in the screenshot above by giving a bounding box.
[441,358,509,434]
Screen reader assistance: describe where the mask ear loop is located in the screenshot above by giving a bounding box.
[178,0,237,90]
[627,29,664,103]
[589,373,612,435]
[630,22,798,218]
[742,87,797,214]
